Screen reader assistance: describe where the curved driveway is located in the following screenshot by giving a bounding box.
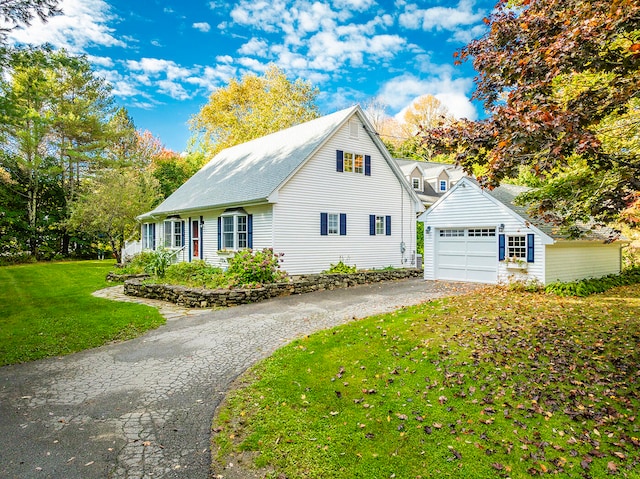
[0,279,477,479]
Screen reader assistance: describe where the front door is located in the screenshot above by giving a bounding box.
[191,220,200,259]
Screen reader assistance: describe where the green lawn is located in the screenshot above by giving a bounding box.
[212,284,640,478]
[0,260,165,366]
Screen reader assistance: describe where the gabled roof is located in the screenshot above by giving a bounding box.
[484,181,618,242]
[140,106,422,220]
[421,177,619,243]
[394,158,467,206]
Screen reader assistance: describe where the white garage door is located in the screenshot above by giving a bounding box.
[435,228,497,283]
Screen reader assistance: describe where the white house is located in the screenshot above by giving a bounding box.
[136,106,424,275]
[395,158,467,207]
[419,177,624,285]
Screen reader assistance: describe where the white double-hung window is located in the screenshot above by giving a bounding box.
[163,220,183,248]
[220,211,249,250]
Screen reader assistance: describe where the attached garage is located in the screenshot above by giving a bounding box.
[419,177,625,285]
[435,228,497,283]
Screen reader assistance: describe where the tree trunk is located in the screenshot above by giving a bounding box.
[27,174,38,257]
[109,236,122,264]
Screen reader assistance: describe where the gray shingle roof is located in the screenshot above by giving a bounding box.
[140,106,360,219]
[484,181,618,242]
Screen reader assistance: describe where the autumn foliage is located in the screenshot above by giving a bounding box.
[423,0,640,224]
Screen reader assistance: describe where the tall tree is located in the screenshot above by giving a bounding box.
[191,65,319,155]
[68,168,161,263]
[422,0,640,225]
[103,107,139,167]
[49,51,114,253]
[402,95,452,160]
[0,48,116,257]
[0,48,56,255]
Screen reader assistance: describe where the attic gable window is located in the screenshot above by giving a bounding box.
[439,180,447,192]
[336,150,371,176]
[349,119,359,139]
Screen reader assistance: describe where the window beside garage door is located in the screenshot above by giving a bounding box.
[507,235,527,258]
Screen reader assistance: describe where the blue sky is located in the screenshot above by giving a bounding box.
[7,0,494,152]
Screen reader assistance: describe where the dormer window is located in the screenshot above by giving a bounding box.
[439,180,447,192]
[412,178,422,190]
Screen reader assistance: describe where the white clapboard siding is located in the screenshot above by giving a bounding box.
[423,182,546,284]
[545,242,621,283]
[273,117,417,275]
[198,205,274,267]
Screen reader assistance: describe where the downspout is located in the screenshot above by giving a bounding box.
[400,184,406,265]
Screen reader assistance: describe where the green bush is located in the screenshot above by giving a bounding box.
[545,266,640,296]
[226,248,287,286]
[0,252,37,266]
[164,260,225,288]
[144,249,175,278]
[323,260,357,274]
[118,249,174,278]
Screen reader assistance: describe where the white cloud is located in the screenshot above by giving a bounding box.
[226,1,410,85]
[6,0,126,53]
[450,24,486,43]
[230,0,289,32]
[238,38,269,56]
[378,74,477,120]
[192,22,211,33]
[184,64,238,92]
[86,54,114,67]
[157,79,191,100]
[237,57,268,71]
[127,58,194,81]
[124,58,200,100]
[95,69,141,97]
[333,0,377,11]
[399,0,484,32]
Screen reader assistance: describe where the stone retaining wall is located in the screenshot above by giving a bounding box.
[106,272,150,282]
[124,269,423,308]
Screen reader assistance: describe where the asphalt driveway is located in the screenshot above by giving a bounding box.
[0,279,478,479]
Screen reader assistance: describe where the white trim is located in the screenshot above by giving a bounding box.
[419,177,554,245]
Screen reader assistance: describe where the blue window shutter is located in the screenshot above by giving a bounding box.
[200,216,204,258]
[364,155,371,176]
[188,217,192,261]
[498,234,505,261]
[247,214,253,249]
[340,213,347,236]
[369,215,376,236]
[217,217,222,250]
[527,233,535,263]
[336,150,344,172]
[385,215,391,236]
[151,223,156,250]
[320,212,328,236]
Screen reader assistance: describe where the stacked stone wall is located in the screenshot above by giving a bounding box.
[124,269,422,308]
